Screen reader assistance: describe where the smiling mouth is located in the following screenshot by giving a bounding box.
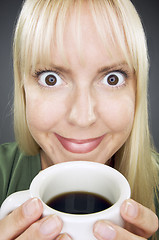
[55,133,105,154]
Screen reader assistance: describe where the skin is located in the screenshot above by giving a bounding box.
[0,4,158,240]
[24,7,135,169]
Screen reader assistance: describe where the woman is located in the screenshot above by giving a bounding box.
[0,0,158,239]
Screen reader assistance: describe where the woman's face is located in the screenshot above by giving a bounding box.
[24,7,136,168]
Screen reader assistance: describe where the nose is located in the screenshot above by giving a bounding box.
[68,87,96,127]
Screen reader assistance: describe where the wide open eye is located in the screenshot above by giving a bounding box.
[38,72,63,87]
[102,71,126,87]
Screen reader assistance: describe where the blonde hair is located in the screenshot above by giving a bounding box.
[13,0,158,237]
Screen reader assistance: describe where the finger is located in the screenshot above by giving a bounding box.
[16,215,63,240]
[0,198,43,239]
[120,199,159,238]
[55,233,72,240]
[93,220,146,240]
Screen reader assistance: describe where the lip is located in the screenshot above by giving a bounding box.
[55,133,105,154]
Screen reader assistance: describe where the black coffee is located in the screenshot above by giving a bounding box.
[46,191,112,214]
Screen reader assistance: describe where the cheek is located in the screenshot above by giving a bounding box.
[100,96,135,133]
[25,91,66,132]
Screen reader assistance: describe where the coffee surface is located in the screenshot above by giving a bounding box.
[46,191,112,214]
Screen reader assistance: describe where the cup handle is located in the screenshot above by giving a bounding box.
[0,190,31,220]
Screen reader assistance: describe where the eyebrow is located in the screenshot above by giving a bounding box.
[34,61,131,76]
[43,63,71,74]
[97,62,130,74]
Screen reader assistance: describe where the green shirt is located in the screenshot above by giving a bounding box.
[0,142,41,206]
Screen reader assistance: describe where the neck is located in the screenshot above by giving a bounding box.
[40,150,53,170]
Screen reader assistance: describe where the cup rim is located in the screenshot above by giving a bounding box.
[30,161,131,218]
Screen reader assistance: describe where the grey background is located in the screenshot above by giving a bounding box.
[0,0,159,151]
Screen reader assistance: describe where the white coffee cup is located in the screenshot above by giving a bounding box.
[0,161,130,240]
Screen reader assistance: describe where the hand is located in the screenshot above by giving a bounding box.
[0,198,71,240]
[93,199,158,240]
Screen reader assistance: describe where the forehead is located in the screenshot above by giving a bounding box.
[26,1,131,73]
[50,12,125,71]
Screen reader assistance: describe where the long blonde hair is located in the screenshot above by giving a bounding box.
[13,0,158,236]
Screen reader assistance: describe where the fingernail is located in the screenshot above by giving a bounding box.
[94,221,116,240]
[23,198,40,217]
[56,233,72,240]
[40,215,62,235]
[124,200,138,218]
